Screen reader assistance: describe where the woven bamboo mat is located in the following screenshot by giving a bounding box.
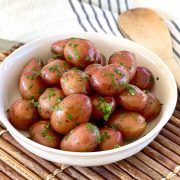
[0,45,180,180]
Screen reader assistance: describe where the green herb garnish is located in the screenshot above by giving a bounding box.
[85,56,91,61]
[29,98,40,109]
[114,68,123,76]
[126,85,135,96]
[114,144,121,149]
[57,96,63,103]
[68,55,72,60]
[27,84,33,91]
[100,132,111,141]
[48,88,56,99]
[49,65,59,72]
[63,77,68,83]
[109,124,119,129]
[67,113,73,120]
[81,73,89,80]
[74,50,80,60]
[39,88,45,94]
[50,105,63,111]
[26,70,41,80]
[103,73,117,87]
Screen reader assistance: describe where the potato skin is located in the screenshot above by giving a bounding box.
[99,127,124,151]
[38,87,65,119]
[91,95,116,121]
[8,99,38,130]
[109,51,137,81]
[47,57,62,64]
[30,121,61,148]
[116,84,148,111]
[107,111,146,140]
[94,52,106,66]
[64,38,96,68]
[51,39,70,59]
[60,123,100,152]
[21,57,44,75]
[41,60,71,86]
[84,64,102,77]
[60,69,91,96]
[131,66,154,90]
[90,64,129,96]
[140,92,161,120]
[50,94,92,135]
[19,72,47,101]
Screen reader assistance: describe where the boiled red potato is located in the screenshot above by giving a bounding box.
[41,60,71,86]
[91,95,116,121]
[19,71,47,101]
[84,64,102,77]
[38,87,65,119]
[60,123,100,152]
[60,69,91,96]
[91,64,129,96]
[140,92,161,120]
[50,94,92,135]
[51,39,70,59]
[30,121,61,148]
[21,57,44,75]
[107,111,146,140]
[94,51,106,66]
[109,51,137,80]
[131,66,154,90]
[64,38,96,68]
[99,127,124,151]
[116,84,148,111]
[8,99,39,130]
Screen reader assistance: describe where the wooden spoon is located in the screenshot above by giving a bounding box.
[118,8,180,89]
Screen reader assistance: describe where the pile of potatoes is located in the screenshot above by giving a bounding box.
[8,38,161,152]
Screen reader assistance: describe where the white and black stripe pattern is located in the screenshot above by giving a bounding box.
[68,0,179,65]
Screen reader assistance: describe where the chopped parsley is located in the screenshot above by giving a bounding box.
[74,50,80,60]
[49,65,59,72]
[57,96,63,103]
[67,113,73,120]
[85,56,91,61]
[72,44,78,48]
[68,55,72,60]
[100,132,111,141]
[27,84,33,91]
[114,68,123,76]
[114,144,121,149]
[97,96,112,121]
[126,85,135,96]
[29,98,40,109]
[109,124,119,129]
[143,89,149,94]
[52,54,59,59]
[86,123,95,130]
[63,77,68,83]
[50,105,63,111]
[48,88,56,99]
[103,73,117,87]
[41,124,55,141]
[81,73,89,80]
[39,88,45,94]
[26,70,41,80]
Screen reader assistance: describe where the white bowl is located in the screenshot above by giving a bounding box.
[0,33,177,166]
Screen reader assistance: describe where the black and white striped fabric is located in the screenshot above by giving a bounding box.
[0,0,179,64]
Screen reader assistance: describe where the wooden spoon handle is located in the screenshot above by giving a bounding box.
[163,57,180,90]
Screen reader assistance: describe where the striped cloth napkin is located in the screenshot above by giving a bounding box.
[0,0,179,65]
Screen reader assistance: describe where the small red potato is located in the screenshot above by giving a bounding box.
[107,111,146,140]
[60,69,91,96]
[109,51,137,80]
[91,95,116,121]
[60,123,100,152]
[131,66,154,90]
[50,94,92,135]
[19,71,47,101]
[8,99,39,130]
[90,64,129,96]
[116,84,148,111]
[84,64,102,77]
[21,57,44,75]
[51,39,70,59]
[30,121,61,148]
[38,87,65,119]
[140,92,161,120]
[64,38,96,68]
[99,127,124,151]
[41,60,71,86]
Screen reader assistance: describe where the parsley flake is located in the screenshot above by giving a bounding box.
[48,88,56,99]
[100,132,111,141]
[49,65,59,72]
[126,85,135,96]
[109,124,119,129]
[67,113,73,120]
[74,50,80,60]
